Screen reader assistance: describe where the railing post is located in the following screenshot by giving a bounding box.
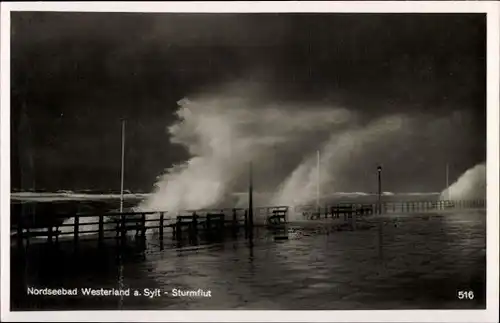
[74,215,79,247]
[120,214,126,244]
[232,208,238,230]
[48,226,53,244]
[159,212,164,241]
[141,213,147,238]
[176,216,182,240]
[244,210,248,233]
[192,212,198,240]
[207,213,212,232]
[98,214,104,246]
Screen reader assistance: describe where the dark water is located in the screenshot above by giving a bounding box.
[11,210,486,310]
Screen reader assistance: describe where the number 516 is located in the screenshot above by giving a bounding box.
[457,290,474,300]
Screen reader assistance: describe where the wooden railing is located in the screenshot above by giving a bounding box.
[10,199,485,249]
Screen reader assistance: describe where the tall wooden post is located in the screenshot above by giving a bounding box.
[446,162,450,201]
[248,161,254,232]
[316,150,320,213]
[120,120,126,214]
[377,166,383,260]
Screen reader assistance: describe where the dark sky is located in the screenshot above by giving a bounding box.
[10,12,486,192]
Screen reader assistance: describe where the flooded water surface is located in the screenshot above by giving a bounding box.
[11,210,486,310]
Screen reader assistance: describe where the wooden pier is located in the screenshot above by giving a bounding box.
[11,199,486,249]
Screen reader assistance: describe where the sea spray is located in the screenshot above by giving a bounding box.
[440,163,486,201]
[136,85,482,226]
[137,94,352,216]
[271,115,406,217]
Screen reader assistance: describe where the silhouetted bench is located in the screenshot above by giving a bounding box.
[268,208,287,225]
[356,204,374,215]
[302,210,321,220]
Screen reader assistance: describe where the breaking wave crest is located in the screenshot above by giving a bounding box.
[440,163,486,201]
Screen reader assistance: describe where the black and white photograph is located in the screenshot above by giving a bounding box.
[1,2,499,322]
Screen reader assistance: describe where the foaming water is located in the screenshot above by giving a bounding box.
[271,115,405,216]
[137,93,413,220]
[440,163,486,201]
[133,86,483,222]
[138,95,354,216]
